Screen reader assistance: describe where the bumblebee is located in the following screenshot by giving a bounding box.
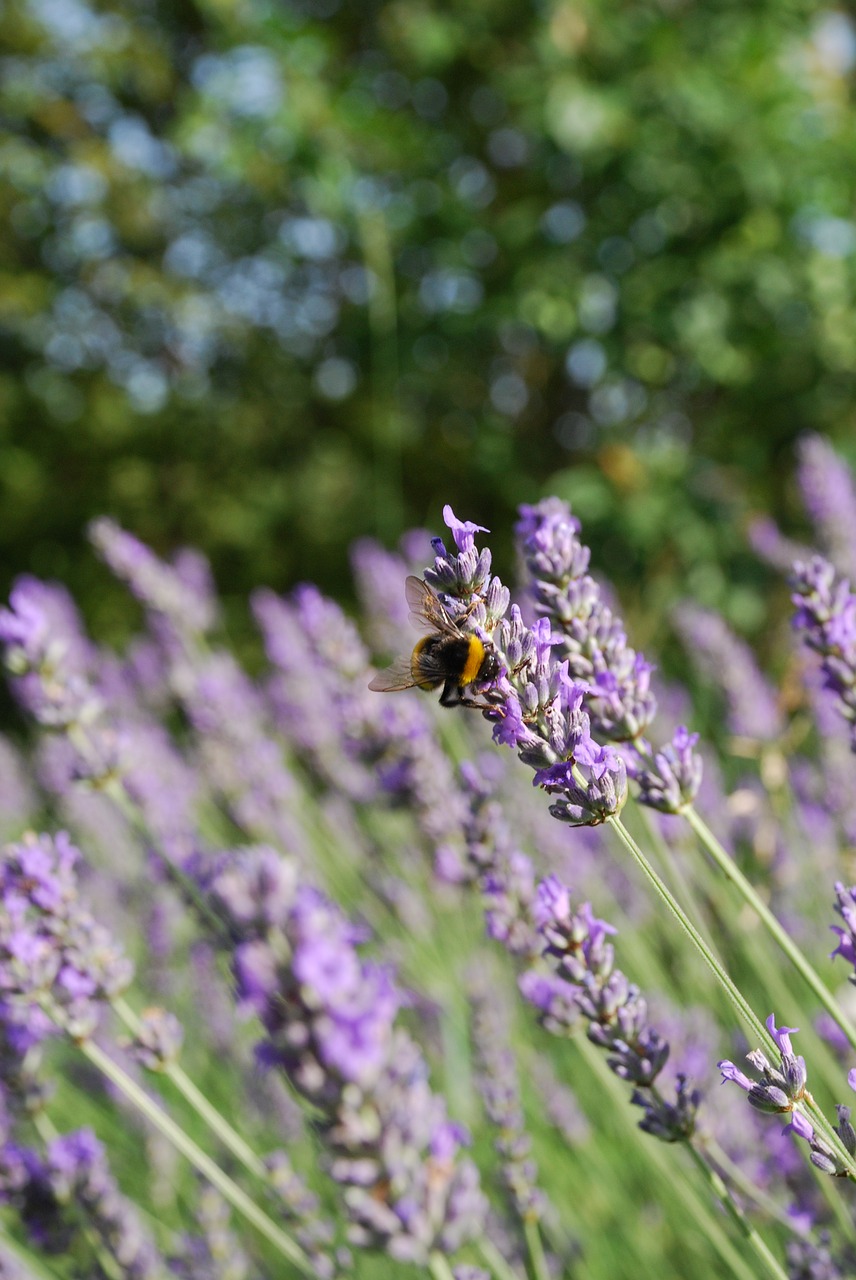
[369,576,501,708]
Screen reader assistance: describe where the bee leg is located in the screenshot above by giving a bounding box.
[439,680,506,711]
[439,679,464,708]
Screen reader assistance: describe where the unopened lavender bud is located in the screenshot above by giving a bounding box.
[786,1235,848,1278]
[747,1084,792,1114]
[835,1105,856,1156]
[809,1146,840,1177]
[484,577,510,625]
[127,1008,184,1072]
[782,1052,808,1099]
[784,1111,846,1176]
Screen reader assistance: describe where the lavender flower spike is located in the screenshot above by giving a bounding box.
[0,1129,164,1277]
[627,727,703,814]
[797,433,856,582]
[830,882,856,983]
[469,972,547,1224]
[790,555,856,751]
[419,507,627,830]
[202,845,487,1262]
[0,831,133,1043]
[672,603,783,742]
[0,578,99,728]
[515,498,657,743]
[46,1129,164,1278]
[518,874,698,1139]
[89,517,218,639]
[781,1103,856,1179]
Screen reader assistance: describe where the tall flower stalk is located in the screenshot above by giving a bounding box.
[412,505,856,1190]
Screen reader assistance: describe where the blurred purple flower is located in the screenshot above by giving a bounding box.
[791,555,856,750]
[672,603,783,741]
[797,434,856,582]
[200,844,486,1260]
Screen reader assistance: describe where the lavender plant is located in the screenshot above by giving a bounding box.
[5,441,856,1278]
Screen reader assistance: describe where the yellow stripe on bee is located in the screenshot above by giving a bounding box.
[461,636,485,686]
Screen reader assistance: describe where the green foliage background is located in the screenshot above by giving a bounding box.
[3,0,856,641]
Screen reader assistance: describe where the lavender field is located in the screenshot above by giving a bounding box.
[7,0,856,1273]
[0,439,854,1278]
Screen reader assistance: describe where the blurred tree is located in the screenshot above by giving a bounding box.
[2,0,856,644]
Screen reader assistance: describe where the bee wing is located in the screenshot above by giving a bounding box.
[404,575,460,635]
[368,656,418,693]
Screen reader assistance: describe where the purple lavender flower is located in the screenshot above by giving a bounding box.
[517,874,696,1136]
[830,882,856,981]
[351,536,415,656]
[627,726,703,814]
[781,1104,855,1179]
[0,1129,162,1276]
[718,1014,807,1116]
[89,518,217,639]
[264,1151,339,1275]
[422,507,510,632]
[181,650,307,862]
[469,971,547,1224]
[126,1007,184,1072]
[786,1234,852,1280]
[748,516,813,575]
[797,434,856,582]
[529,1057,590,1146]
[0,578,99,727]
[255,582,472,878]
[47,1129,163,1277]
[171,1180,253,1280]
[0,737,37,840]
[200,844,487,1261]
[790,555,856,750]
[411,506,630,832]
[425,506,496,607]
[534,740,627,825]
[459,760,539,957]
[515,498,656,742]
[0,831,133,1043]
[672,603,783,741]
[632,1074,701,1143]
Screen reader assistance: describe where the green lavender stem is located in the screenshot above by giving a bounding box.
[523,1218,551,1280]
[477,1236,527,1280]
[576,1038,762,1280]
[112,996,270,1183]
[684,804,856,1052]
[0,1228,65,1280]
[75,1037,316,1277]
[606,812,769,1046]
[684,1145,788,1280]
[605,812,856,1180]
[429,1250,458,1280]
